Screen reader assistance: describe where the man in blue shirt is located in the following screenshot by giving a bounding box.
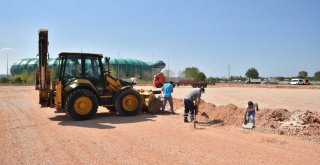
[161,81,175,114]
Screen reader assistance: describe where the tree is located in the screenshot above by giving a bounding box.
[12,76,23,84]
[298,71,308,79]
[245,68,259,79]
[195,72,206,81]
[183,67,200,79]
[314,71,320,81]
[182,67,206,81]
[11,73,34,84]
[0,77,9,83]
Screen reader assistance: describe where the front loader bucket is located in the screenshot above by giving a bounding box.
[137,89,162,114]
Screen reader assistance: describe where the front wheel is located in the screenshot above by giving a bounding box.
[115,88,143,116]
[65,89,98,120]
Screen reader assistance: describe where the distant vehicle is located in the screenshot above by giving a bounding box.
[262,78,279,84]
[153,72,212,88]
[289,79,310,85]
[246,78,261,84]
[131,77,138,84]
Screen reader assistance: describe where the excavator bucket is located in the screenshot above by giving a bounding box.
[137,89,162,114]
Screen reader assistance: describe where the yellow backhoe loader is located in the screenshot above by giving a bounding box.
[35,29,161,120]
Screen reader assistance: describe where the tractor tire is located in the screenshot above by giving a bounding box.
[65,89,98,120]
[115,88,143,116]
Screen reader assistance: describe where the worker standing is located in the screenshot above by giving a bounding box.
[161,81,175,114]
[244,101,259,127]
[183,87,205,123]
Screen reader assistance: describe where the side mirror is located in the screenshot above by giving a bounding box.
[103,57,111,75]
[103,57,110,64]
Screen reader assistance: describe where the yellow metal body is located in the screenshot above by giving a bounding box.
[64,79,95,91]
[54,81,62,111]
[35,29,160,115]
[105,76,122,92]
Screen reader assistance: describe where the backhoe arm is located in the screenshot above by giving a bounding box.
[35,29,51,107]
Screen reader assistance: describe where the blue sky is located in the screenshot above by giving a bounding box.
[0,0,319,77]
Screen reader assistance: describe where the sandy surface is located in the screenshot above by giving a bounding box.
[1,86,320,165]
[136,86,320,112]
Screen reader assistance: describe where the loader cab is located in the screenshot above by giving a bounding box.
[58,52,106,94]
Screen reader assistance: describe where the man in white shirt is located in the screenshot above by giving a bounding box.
[244,101,259,127]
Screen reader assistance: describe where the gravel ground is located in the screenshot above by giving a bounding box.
[1,86,320,165]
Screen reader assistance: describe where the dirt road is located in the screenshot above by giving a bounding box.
[137,86,320,112]
[1,86,320,165]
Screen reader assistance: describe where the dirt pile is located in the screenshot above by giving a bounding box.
[173,98,320,138]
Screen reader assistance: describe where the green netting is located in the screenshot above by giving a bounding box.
[10,57,165,80]
[26,58,38,73]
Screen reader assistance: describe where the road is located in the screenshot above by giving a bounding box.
[1,86,320,165]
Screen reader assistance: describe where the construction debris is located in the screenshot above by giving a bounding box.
[173,98,320,140]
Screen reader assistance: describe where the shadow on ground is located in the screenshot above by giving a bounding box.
[198,119,224,126]
[48,112,157,129]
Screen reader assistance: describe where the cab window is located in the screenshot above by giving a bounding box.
[64,57,82,80]
[84,57,101,79]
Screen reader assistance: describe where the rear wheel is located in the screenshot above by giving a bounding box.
[65,89,98,120]
[115,88,143,116]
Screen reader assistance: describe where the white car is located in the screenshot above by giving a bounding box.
[289,79,304,85]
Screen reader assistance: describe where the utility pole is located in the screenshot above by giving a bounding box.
[168,57,170,81]
[6,53,9,79]
[228,65,230,80]
[117,51,120,78]
[151,54,154,83]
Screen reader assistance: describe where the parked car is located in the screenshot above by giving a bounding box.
[289,79,307,85]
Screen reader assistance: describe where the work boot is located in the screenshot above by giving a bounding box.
[184,118,189,123]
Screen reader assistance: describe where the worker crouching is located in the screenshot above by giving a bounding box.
[244,101,259,127]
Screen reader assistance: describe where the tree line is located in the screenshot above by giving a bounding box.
[245,68,320,81]
[162,67,320,82]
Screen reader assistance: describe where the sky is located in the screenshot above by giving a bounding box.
[0,0,319,77]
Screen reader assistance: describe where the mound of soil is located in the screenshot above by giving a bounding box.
[173,98,320,138]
